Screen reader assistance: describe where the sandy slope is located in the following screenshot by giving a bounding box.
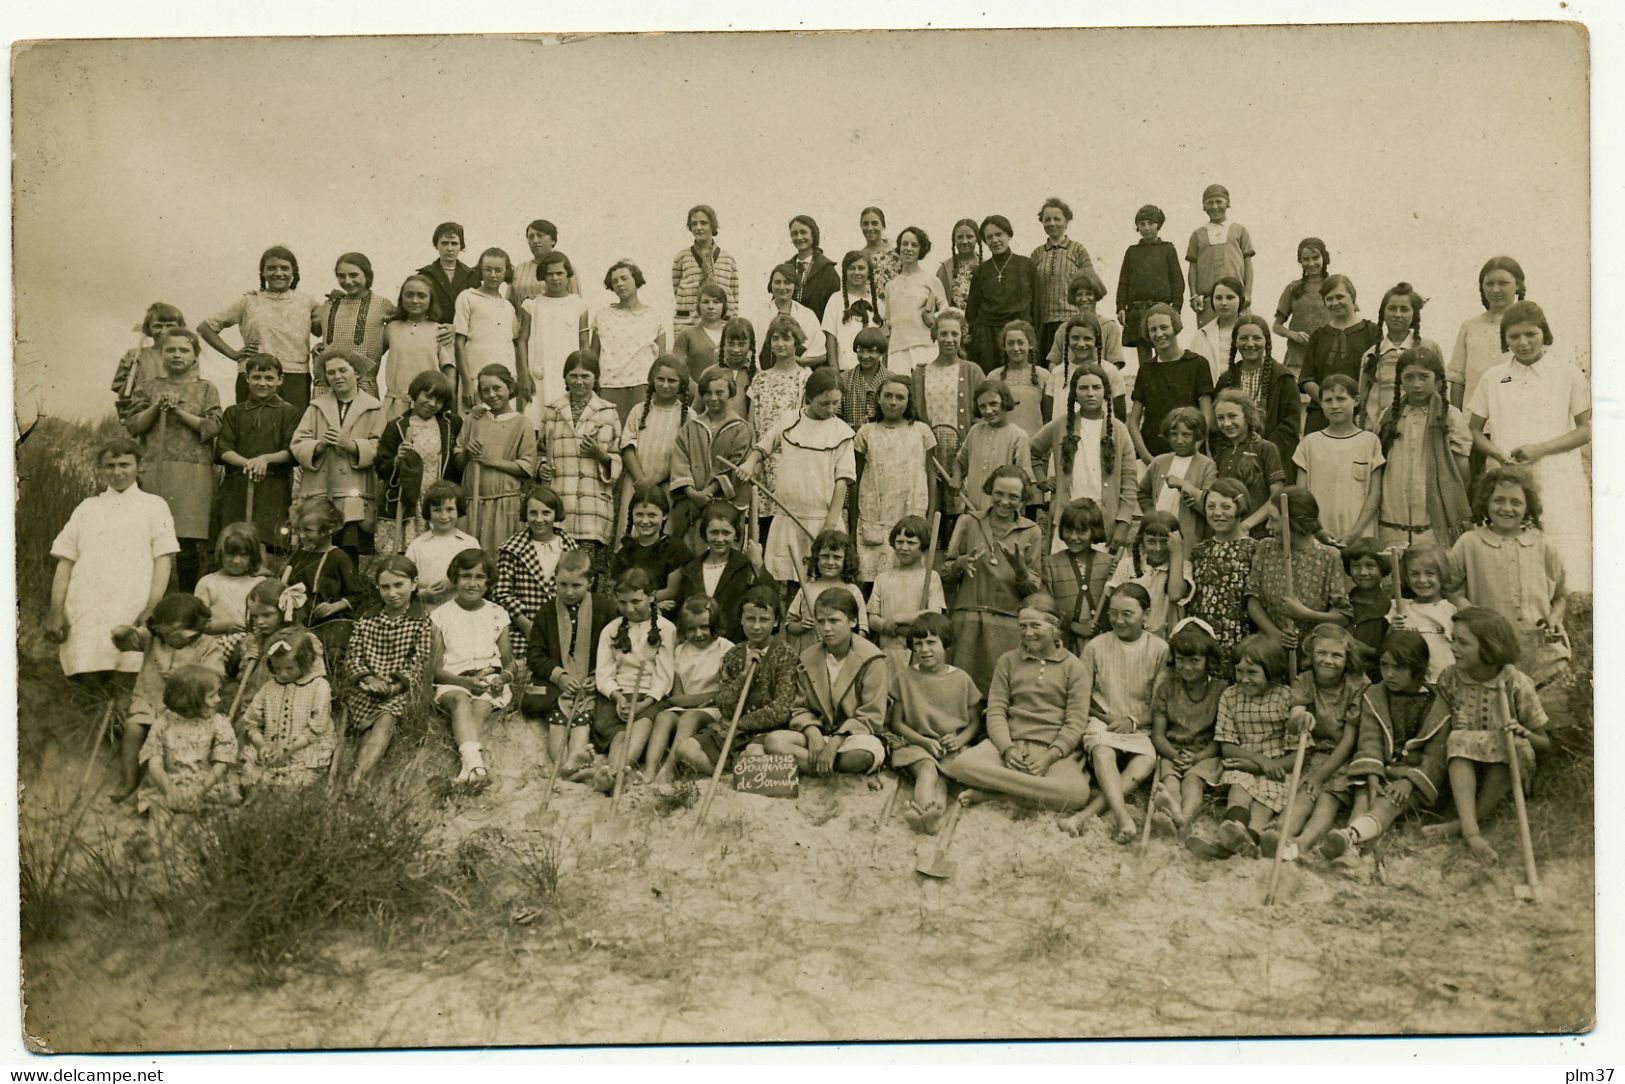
[22,711,1594,1051]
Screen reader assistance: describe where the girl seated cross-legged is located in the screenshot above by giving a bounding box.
[763,590,889,777]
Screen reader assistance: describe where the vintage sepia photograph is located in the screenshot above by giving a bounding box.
[10,18,1597,1054]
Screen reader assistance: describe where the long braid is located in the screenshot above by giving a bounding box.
[637,383,654,433]
[647,616,662,649]
[612,617,632,655]
[1101,411,1116,478]
[1061,358,1080,461]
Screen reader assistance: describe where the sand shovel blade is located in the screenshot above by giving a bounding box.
[913,802,961,879]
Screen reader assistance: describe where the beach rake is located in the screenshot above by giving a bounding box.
[1500,682,1546,903]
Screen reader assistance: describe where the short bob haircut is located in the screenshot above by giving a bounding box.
[562,350,601,382]
[432,222,465,246]
[539,249,573,276]
[1133,204,1166,227]
[294,495,344,534]
[522,484,566,523]
[677,593,722,635]
[140,302,187,336]
[334,251,374,288]
[1377,629,1430,679]
[1057,497,1107,542]
[1067,269,1109,310]
[1038,196,1074,222]
[373,554,420,585]
[214,521,264,571]
[696,281,730,317]
[889,514,931,548]
[148,591,212,634]
[476,247,514,282]
[906,611,955,648]
[1232,632,1290,686]
[1499,300,1553,350]
[316,346,368,381]
[932,307,967,338]
[447,546,497,586]
[1319,273,1358,304]
[603,259,646,291]
[1453,606,1522,669]
[853,325,890,353]
[527,219,558,242]
[406,369,454,407]
[157,327,202,358]
[805,526,857,584]
[476,363,517,395]
[767,263,802,295]
[1141,302,1183,338]
[96,436,144,464]
[1168,619,1225,670]
[895,226,932,260]
[1400,541,1448,585]
[259,245,301,290]
[687,204,720,235]
[812,588,860,622]
[973,378,1016,413]
[1319,373,1360,400]
[1304,622,1364,676]
[982,463,1028,496]
[1161,405,1208,442]
[1275,485,1323,538]
[162,664,222,719]
[421,479,467,518]
[805,366,841,403]
[1110,582,1153,612]
[738,583,783,621]
[1204,476,1252,518]
[698,500,742,536]
[1473,465,1543,529]
[1340,536,1392,578]
[695,364,737,398]
[242,352,284,377]
[765,314,808,354]
[1477,255,1527,310]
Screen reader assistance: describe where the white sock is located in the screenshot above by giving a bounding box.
[1348,815,1381,843]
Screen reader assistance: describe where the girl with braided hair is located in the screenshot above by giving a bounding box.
[987,319,1049,440]
[619,354,691,536]
[825,251,886,371]
[1031,364,1138,553]
[1214,314,1300,476]
[1358,281,1439,430]
[593,567,677,785]
[1375,344,1472,550]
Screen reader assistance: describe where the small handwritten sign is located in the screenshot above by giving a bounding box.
[732,753,799,798]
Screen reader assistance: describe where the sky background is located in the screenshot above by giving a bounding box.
[12,23,1589,421]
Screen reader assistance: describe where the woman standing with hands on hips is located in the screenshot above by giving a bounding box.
[199,245,319,410]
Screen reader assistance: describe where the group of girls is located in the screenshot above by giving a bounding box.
[64,191,1585,864]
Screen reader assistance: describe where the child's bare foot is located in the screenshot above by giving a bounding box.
[1150,809,1178,837]
[1057,810,1090,837]
[1155,787,1180,818]
[903,800,928,834]
[1464,834,1500,865]
[957,788,994,808]
[1113,817,1138,845]
[920,796,948,834]
[589,766,616,794]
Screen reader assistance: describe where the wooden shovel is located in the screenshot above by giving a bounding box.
[466,418,483,543]
[1499,681,1544,902]
[919,511,942,612]
[595,662,648,842]
[694,655,759,828]
[1264,726,1311,907]
[914,799,963,879]
[244,478,257,529]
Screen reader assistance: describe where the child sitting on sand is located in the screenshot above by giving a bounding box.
[765,591,888,777]
[675,585,801,773]
[1149,618,1227,835]
[887,613,982,833]
[522,550,614,779]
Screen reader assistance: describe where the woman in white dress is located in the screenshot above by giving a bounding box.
[883,226,948,376]
[46,438,179,692]
[1466,301,1591,591]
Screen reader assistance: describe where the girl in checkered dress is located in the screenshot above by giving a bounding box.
[343,556,436,784]
[536,350,623,581]
[492,485,581,659]
[1186,633,1296,860]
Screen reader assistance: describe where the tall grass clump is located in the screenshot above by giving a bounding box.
[183,784,440,977]
[1532,594,1595,860]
